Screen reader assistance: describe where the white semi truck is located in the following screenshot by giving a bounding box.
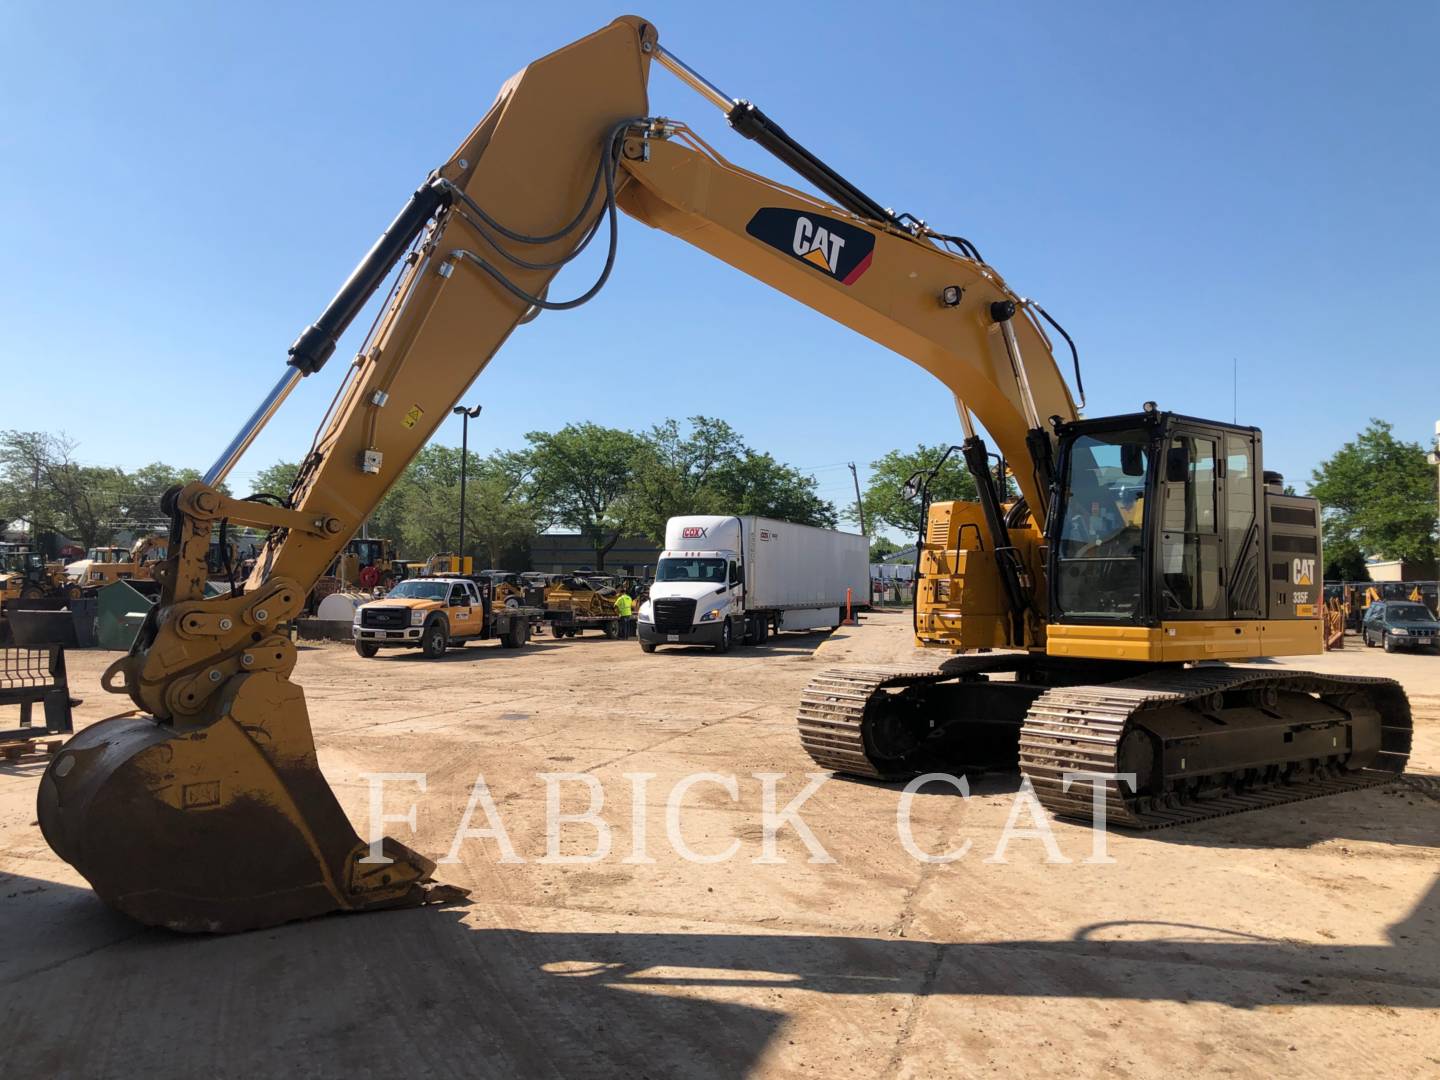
[637,515,869,653]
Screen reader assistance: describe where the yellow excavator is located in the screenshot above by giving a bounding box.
[37,16,1411,932]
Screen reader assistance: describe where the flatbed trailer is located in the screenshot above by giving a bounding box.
[542,608,622,639]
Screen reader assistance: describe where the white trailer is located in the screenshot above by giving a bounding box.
[637,515,869,652]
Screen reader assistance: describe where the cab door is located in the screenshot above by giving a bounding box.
[1157,429,1225,620]
[446,583,479,638]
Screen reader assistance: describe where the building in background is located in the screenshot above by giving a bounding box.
[527,533,660,575]
[1366,558,1440,582]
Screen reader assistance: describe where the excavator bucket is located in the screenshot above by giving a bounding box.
[37,671,462,933]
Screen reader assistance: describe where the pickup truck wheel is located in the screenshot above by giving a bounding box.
[715,620,732,654]
[422,619,449,659]
[355,641,379,658]
[639,641,657,653]
[1383,633,1397,654]
[501,617,528,649]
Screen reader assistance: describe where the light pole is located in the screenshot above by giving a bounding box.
[848,462,866,536]
[452,404,482,558]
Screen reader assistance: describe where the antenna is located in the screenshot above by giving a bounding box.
[1232,357,1237,424]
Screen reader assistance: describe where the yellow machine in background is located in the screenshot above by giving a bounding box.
[542,572,624,637]
[0,550,78,601]
[36,16,1411,934]
[424,552,472,576]
[65,535,168,592]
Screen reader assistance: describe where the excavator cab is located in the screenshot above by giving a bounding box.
[1046,408,1320,662]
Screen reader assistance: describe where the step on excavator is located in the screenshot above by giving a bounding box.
[37,16,1411,932]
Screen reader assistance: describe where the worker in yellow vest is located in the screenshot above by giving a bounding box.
[614,589,635,639]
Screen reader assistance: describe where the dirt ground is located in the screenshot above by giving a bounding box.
[1,613,1436,1078]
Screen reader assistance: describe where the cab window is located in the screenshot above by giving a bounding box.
[1225,434,1255,577]
[1053,429,1150,619]
[1161,435,1221,614]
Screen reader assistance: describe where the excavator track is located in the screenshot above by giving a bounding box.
[796,655,1024,778]
[799,660,1412,830]
[1020,667,1413,829]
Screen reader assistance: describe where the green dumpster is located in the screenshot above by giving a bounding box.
[97,580,159,651]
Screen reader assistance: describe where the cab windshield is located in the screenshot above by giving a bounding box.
[384,580,451,600]
[1054,429,1150,618]
[656,557,727,583]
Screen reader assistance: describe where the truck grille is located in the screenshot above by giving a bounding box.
[652,597,696,633]
[360,607,408,629]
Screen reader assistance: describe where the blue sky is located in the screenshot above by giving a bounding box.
[2,1,1436,527]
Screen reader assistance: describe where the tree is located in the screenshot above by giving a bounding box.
[857,445,978,537]
[1310,420,1436,566]
[626,417,745,539]
[624,416,836,538]
[250,460,301,500]
[462,458,543,568]
[708,451,837,528]
[869,536,903,560]
[1323,541,1370,583]
[523,423,647,569]
[121,462,205,530]
[0,431,53,536]
[0,430,126,548]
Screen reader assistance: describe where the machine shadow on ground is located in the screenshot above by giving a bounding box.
[3,871,1435,1077]
[838,771,1440,850]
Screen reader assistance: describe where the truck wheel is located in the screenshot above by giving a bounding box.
[603,621,619,639]
[501,617,528,649]
[355,641,379,658]
[640,640,657,653]
[422,618,449,659]
[757,617,769,645]
[742,616,757,646]
[715,620,732,654]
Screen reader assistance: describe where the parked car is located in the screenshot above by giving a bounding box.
[1362,601,1440,653]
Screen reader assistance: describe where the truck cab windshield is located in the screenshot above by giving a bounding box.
[656,557,727,583]
[385,580,450,600]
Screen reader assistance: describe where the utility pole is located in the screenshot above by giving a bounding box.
[848,462,866,536]
[452,403,483,557]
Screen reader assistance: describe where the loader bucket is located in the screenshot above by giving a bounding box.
[36,671,462,933]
